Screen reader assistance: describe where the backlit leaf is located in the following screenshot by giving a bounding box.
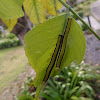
[2,18,18,32]
[23,0,66,25]
[56,0,66,10]
[0,0,24,19]
[24,14,86,87]
[46,0,66,15]
[46,0,57,16]
[23,0,46,25]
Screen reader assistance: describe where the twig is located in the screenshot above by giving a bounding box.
[59,0,100,40]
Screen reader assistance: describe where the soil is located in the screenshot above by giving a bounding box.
[0,66,36,100]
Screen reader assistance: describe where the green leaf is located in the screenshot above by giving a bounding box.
[23,0,66,25]
[1,18,18,32]
[56,0,66,10]
[61,18,86,68]
[24,14,86,87]
[23,0,46,25]
[71,96,93,100]
[69,86,79,97]
[46,0,57,16]
[46,0,66,15]
[0,0,24,19]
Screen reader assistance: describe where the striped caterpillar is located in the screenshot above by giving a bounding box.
[43,17,72,82]
[43,35,63,82]
[56,17,72,69]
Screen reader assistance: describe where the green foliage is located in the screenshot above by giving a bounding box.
[78,12,84,18]
[40,63,95,100]
[82,24,87,31]
[83,0,91,6]
[73,6,83,12]
[0,33,20,49]
[71,12,83,19]
[24,14,86,87]
[86,66,100,100]
[18,63,100,100]
[0,0,65,26]
[0,38,21,49]
[0,0,24,19]
[72,0,96,18]
[18,77,35,100]
[69,0,77,6]
[18,82,34,100]
[6,33,16,39]
[18,95,34,100]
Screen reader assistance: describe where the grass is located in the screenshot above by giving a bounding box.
[0,46,29,93]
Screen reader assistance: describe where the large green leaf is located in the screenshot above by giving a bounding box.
[24,14,86,87]
[23,0,66,25]
[0,0,24,19]
[23,0,46,25]
[1,18,18,31]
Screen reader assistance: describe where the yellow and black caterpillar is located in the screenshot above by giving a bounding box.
[43,17,72,82]
[56,17,72,69]
[43,35,63,82]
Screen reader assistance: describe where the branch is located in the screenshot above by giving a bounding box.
[59,0,100,40]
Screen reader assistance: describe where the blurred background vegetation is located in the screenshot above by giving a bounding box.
[0,0,100,100]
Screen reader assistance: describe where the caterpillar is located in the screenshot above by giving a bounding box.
[56,17,72,69]
[43,17,72,82]
[43,35,63,82]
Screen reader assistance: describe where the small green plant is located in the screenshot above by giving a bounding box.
[68,0,77,7]
[19,63,100,100]
[78,12,84,18]
[18,94,34,100]
[86,66,100,100]
[71,11,83,19]
[39,63,95,100]
[17,77,35,100]
[0,38,21,49]
[82,24,87,31]
[6,33,16,39]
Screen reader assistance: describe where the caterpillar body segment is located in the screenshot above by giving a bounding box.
[56,17,72,69]
[43,35,63,82]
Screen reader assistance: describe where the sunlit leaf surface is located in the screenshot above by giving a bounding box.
[1,18,18,32]
[23,0,46,25]
[23,0,66,25]
[24,14,86,87]
[46,0,66,15]
[56,0,66,10]
[0,0,24,19]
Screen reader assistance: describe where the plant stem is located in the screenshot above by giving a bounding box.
[34,84,43,100]
[59,0,100,40]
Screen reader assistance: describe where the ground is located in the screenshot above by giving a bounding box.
[0,46,28,93]
[0,46,35,100]
[85,34,100,66]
